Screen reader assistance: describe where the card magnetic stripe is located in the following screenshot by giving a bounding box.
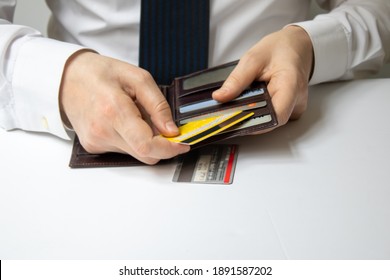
[223,145,237,184]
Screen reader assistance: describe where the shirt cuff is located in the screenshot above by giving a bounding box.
[290,17,349,85]
[12,36,85,139]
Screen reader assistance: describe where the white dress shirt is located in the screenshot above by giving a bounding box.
[1,0,389,139]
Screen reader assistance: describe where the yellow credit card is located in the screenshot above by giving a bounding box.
[164,110,254,145]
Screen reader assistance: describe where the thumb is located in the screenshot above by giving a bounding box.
[212,59,259,102]
[128,70,179,137]
[149,99,180,137]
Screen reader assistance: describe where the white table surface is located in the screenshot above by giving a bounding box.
[1,79,390,260]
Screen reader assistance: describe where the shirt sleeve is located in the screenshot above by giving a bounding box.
[291,0,390,85]
[0,4,86,139]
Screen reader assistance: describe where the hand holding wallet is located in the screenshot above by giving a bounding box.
[69,61,277,168]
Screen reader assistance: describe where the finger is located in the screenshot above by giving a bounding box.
[124,69,179,137]
[267,73,303,126]
[113,95,190,162]
[212,56,263,102]
[114,136,187,165]
[83,125,163,165]
[118,133,190,164]
[103,136,165,165]
[268,80,295,126]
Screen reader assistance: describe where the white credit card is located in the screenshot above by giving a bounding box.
[220,114,273,134]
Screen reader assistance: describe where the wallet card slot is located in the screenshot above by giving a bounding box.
[177,61,238,97]
[177,87,266,122]
[177,88,215,107]
[179,87,264,114]
[178,96,265,122]
[233,106,276,133]
[224,107,273,130]
[219,112,273,135]
[179,98,267,124]
[191,106,277,150]
[177,81,224,97]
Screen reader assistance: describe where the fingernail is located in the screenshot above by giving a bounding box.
[212,89,222,99]
[215,87,226,95]
[166,121,179,134]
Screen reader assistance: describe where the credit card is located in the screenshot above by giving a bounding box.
[164,111,254,145]
[179,100,267,125]
[173,144,239,184]
[179,88,264,114]
[220,114,273,134]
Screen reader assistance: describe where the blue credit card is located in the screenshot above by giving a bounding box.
[179,100,267,125]
[179,88,264,114]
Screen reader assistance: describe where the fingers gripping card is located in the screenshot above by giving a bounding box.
[164,111,254,145]
[173,144,239,184]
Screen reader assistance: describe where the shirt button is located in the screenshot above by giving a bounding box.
[42,117,49,130]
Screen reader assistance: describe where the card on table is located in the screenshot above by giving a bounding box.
[173,144,239,184]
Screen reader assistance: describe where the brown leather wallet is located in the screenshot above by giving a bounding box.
[69,61,278,168]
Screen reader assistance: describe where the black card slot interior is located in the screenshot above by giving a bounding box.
[176,81,225,98]
[176,88,215,107]
[176,61,238,98]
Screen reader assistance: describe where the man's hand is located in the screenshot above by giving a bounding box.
[213,26,314,131]
[59,51,190,165]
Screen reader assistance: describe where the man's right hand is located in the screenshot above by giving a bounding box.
[59,51,190,165]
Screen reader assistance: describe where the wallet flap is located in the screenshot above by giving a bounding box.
[69,136,143,167]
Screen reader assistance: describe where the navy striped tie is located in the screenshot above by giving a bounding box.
[139,0,210,85]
